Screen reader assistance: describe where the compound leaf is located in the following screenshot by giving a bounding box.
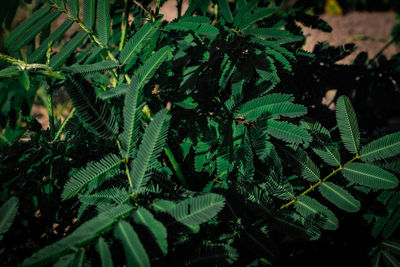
[114,221,150,267]
[319,182,360,212]
[336,96,360,154]
[342,163,398,189]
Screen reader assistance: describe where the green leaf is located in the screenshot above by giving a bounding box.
[294,195,338,230]
[97,0,111,46]
[65,75,118,140]
[382,207,400,239]
[10,10,61,52]
[342,163,398,189]
[22,205,133,266]
[67,0,79,18]
[51,31,88,69]
[313,146,341,167]
[62,154,122,200]
[319,182,360,213]
[53,253,75,267]
[130,109,170,194]
[83,0,96,30]
[168,193,225,225]
[336,96,360,154]
[218,0,233,23]
[265,120,312,145]
[0,66,22,78]
[382,250,400,267]
[30,20,74,63]
[121,46,173,158]
[236,7,278,30]
[299,152,320,182]
[62,60,120,74]
[0,196,19,241]
[72,250,85,267]
[119,22,159,70]
[99,84,128,100]
[382,240,400,256]
[96,237,114,267]
[238,94,306,121]
[114,221,150,267]
[360,131,400,162]
[133,207,168,255]
[5,6,51,47]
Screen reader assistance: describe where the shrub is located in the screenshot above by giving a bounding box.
[1,0,400,266]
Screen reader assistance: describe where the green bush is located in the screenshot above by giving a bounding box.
[1,0,400,266]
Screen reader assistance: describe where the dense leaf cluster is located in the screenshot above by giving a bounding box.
[1,0,400,266]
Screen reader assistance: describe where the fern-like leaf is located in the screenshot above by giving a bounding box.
[96,237,114,267]
[30,20,73,63]
[121,46,173,158]
[238,94,306,121]
[164,16,219,36]
[236,7,278,30]
[319,182,360,212]
[119,22,159,71]
[294,195,338,230]
[99,84,128,100]
[130,109,170,194]
[22,205,133,266]
[62,154,122,200]
[65,75,118,139]
[10,10,61,53]
[360,131,400,162]
[5,6,51,48]
[265,119,312,145]
[50,31,88,69]
[342,163,398,189]
[0,196,19,241]
[298,150,320,182]
[62,60,120,74]
[168,193,225,225]
[96,0,111,46]
[114,221,150,267]
[83,0,95,30]
[133,207,168,256]
[67,0,79,18]
[336,95,360,154]
[218,0,233,23]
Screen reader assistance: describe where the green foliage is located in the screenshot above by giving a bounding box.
[0,197,19,241]
[1,1,400,266]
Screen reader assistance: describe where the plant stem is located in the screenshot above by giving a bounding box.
[280,154,360,209]
[53,107,76,142]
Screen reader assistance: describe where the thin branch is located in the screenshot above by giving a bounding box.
[280,154,360,209]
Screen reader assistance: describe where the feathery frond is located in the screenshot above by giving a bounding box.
[62,60,120,74]
[0,197,19,241]
[130,109,170,194]
[168,193,225,225]
[51,31,88,69]
[5,6,51,48]
[119,22,159,71]
[83,0,96,30]
[30,20,74,63]
[360,131,400,162]
[96,237,114,267]
[96,0,111,46]
[319,182,360,212]
[62,154,122,200]
[65,74,118,139]
[133,207,168,255]
[265,119,312,145]
[294,195,338,230]
[114,221,150,267]
[121,46,173,158]
[336,96,360,154]
[342,163,399,189]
